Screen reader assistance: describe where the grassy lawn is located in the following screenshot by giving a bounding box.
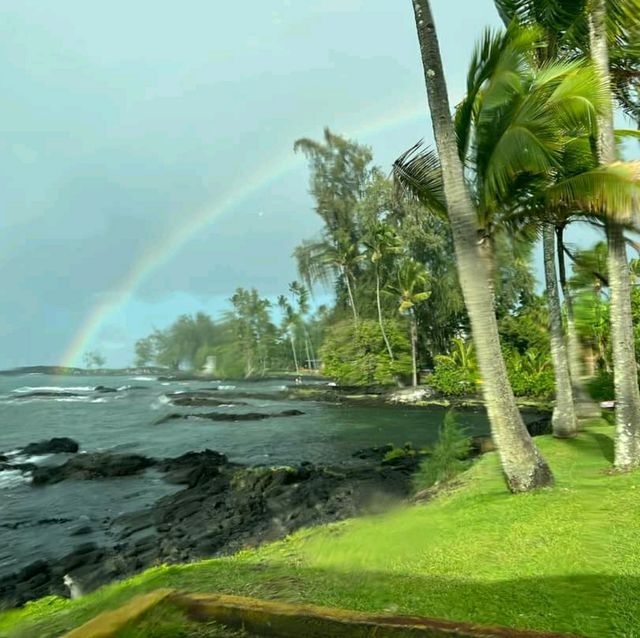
[2,419,638,638]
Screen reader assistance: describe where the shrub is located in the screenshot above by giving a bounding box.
[382,443,420,463]
[413,411,472,491]
[425,362,479,396]
[587,370,614,401]
[319,319,412,385]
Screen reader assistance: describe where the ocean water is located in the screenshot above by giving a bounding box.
[0,373,493,578]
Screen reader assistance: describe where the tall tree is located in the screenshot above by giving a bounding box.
[363,221,401,360]
[294,129,373,323]
[387,258,431,386]
[277,295,300,373]
[589,0,640,469]
[543,223,579,436]
[409,1,554,491]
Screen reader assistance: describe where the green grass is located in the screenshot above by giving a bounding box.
[2,419,638,638]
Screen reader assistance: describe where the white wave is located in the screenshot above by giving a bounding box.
[0,470,30,489]
[150,395,172,410]
[12,386,95,394]
[129,376,155,381]
[217,385,236,390]
[4,451,51,465]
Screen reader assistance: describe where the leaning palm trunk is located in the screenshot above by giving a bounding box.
[590,0,640,469]
[410,312,418,387]
[375,270,395,360]
[411,0,553,491]
[341,266,359,325]
[556,227,601,417]
[543,224,578,437]
[289,331,299,373]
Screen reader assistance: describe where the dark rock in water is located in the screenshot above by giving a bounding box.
[17,560,49,582]
[154,409,304,425]
[0,443,423,609]
[31,453,156,486]
[94,385,117,393]
[352,444,394,461]
[13,391,84,400]
[157,449,231,486]
[22,437,79,455]
[170,395,248,407]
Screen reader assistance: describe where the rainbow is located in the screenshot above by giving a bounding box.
[61,101,427,367]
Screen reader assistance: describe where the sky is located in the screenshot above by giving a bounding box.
[0,0,608,368]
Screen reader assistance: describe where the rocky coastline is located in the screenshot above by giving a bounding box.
[0,437,424,610]
[0,384,552,611]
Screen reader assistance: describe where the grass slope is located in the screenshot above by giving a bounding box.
[1,419,638,638]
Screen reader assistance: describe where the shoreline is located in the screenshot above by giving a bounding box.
[0,440,422,610]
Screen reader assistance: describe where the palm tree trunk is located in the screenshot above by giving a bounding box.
[411,312,418,387]
[376,269,394,360]
[556,227,601,417]
[411,0,553,492]
[590,0,640,469]
[304,333,312,370]
[289,332,299,373]
[342,266,359,325]
[543,224,578,437]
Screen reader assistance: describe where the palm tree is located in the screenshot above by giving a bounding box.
[277,295,299,373]
[363,221,401,360]
[289,281,317,370]
[398,22,594,443]
[387,258,431,386]
[408,1,554,491]
[294,232,363,325]
[589,0,640,469]
[543,223,579,436]
[556,224,601,417]
[399,18,640,438]
[494,0,640,468]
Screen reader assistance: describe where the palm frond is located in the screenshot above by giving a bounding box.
[392,142,447,216]
[544,161,640,225]
[615,129,640,140]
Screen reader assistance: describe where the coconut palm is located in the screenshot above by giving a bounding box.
[408,1,554,491]
[543,223,579,436]
[396,25,602,439]
[387,258,431,386]
[288,281,316,369]
[398,17,640,437]
[589,0,640,468]
[494,0,640,467]
[363,221,402,360]
[277,295,299,373]
[294,232,364,325]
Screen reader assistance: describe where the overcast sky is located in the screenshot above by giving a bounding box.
[0,0,603,368]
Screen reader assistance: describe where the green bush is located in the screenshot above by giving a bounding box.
[587,370,614,401]
[319,319,412,385]
[503,348,555,399]
[382,443,421,463]
[425,362,479,397]
[413,411,472,491]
